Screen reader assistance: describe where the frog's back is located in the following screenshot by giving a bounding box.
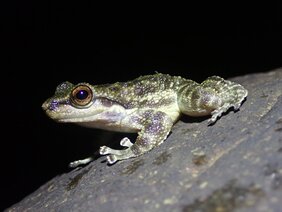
[125,73,188,92]
[93,73,192,109]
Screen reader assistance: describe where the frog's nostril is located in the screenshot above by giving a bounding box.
[49,100,59,111]
[42,100,59,111]
[42,101,48,111]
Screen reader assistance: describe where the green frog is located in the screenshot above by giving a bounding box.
[42,73,247,166]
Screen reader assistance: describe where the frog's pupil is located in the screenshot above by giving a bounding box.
[76,90,88,100]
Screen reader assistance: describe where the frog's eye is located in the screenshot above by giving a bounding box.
[71,85,93,107]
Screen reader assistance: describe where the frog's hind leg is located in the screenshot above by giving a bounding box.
[178,76,248,125]
[201,76,248,124]
[99,111,173,164]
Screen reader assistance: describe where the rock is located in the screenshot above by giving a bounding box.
[6,69,282,212]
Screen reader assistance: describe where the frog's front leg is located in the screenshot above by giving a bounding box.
[99,111,173,164]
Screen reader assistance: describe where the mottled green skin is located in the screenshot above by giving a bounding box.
[92,74,192,109]
[42,73,248,165]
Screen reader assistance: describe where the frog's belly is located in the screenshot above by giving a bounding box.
[77,121,138,133]
[76,104,181,133]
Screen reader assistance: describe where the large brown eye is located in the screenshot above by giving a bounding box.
[71,85,93,106]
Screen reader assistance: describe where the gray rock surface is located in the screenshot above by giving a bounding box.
[6,69,282,212]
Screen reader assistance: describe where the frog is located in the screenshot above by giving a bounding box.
[42,73,248,166]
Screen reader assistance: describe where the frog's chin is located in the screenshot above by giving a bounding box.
[56,117,91,123]
[44,110,96,123]
[51,114,99,123]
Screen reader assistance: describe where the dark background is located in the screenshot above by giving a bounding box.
[1,1,282,211]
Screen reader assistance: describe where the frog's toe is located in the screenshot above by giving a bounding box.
[120,137,133,147]
[107,155,118,164]
[100,146,121,155]
[233,103,242,110]
[208,118,215,125]
[69,161,80,168]
[99,146,113,155]
[69,156,93,168]
[208,113,219,124]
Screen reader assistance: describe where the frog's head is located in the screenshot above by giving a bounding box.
[42,82,124,123]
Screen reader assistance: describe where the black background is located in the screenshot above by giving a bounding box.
[1,1,282,210]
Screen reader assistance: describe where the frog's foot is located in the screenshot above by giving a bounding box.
[99,137,136,164]
[69,156,93,168]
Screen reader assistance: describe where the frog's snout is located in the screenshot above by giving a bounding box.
[42,99,61,120]
[42,100,49,111]
[42,99,60,112]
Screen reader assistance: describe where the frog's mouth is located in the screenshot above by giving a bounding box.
[42,105,103,123]
[42,99,128,124]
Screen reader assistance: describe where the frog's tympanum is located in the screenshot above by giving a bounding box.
[42,74,247,166]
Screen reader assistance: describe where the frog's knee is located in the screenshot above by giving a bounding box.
[197,89,223,110]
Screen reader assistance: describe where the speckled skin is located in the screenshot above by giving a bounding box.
[42,73,248,165]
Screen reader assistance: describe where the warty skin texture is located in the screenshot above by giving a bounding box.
[42,73,248,165]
